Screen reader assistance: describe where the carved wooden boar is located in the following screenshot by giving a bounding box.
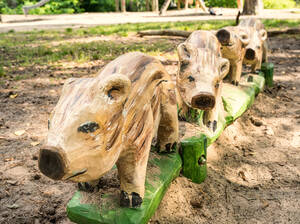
[39,52,179,208]
[216,26,250,86]
[239,18,268,72]
[177,30,230,132]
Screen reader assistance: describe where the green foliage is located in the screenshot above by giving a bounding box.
[263,0,296,9]
[204,0,236,8]
[79,0,115,12]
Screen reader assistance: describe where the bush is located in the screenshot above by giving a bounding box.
[263,0,296,9]
[204,0,236,8]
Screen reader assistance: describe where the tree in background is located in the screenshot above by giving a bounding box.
[243,0,263,15]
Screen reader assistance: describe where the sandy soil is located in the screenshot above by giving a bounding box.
[0,34,299,224]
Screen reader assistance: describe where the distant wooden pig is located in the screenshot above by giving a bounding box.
[177,30,230,132]
[216,26,250,86]
[39,52,179,208]
[239,18,268,72]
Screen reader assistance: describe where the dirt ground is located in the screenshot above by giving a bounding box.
[0,34,299,224]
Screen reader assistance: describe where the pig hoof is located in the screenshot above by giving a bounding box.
[206,120,217,132]
[120,191,143,208]
[231,80,239,86]
[213,120,217,132]
[132,192,143,208]
[157,142,177,153]
[247,76,254,82]
[78,182,95,192]
[120,190,130,207]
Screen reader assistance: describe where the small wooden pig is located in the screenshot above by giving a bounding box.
[39,52,179,208]
[177,30,230,132]
[239,18,268,72]
[216,26,250,86]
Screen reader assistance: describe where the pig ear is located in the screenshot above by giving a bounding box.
[239,31,250,46]
[259,29,267,41]
[219,58,230,80]
[177,43,191,62]
[101,74,131,103]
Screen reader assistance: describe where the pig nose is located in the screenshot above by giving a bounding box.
[191,93,215,110]
[38,147,66,180]
[245,48,256,60]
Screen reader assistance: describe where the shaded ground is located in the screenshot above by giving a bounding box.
[0,32,299,224]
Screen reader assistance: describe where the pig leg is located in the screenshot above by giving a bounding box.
[229,59,242,86]
[203,83,223,132]
[156,81,179,153]
[262,41,268,63]
[117,108,154,207]
[78,179,99,192]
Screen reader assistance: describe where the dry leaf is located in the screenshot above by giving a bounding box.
[14,130,25,136]
[30,141,40,146]
[9,94,18,99]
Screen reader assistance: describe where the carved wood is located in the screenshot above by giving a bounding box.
[39,52,178,207]
[176,30,230,132]
[216,26,250,86]
[239,18,268,72]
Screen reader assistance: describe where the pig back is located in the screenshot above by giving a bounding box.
[239,18,265,31]
[186,30,221,57]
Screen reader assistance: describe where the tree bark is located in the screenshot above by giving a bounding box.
[152,0,159,12]
[146,0,150,11]
[121,0,126,12]
[242,0,263,15]
[159,0,171,15]
[115,0,120,12]
[129,0,134,11]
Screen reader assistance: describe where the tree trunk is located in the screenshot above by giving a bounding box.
[146,0,150,11]
[115,0,120,12]
[152,0,159,12]
[121,0,126,12]
[159,0,171,15]
[129,0,134,11]
[184,0,189,10]
[242,0,263,15]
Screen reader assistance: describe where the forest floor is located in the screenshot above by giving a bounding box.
[0,25,299,223]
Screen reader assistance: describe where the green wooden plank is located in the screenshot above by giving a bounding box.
[67,152,181,224]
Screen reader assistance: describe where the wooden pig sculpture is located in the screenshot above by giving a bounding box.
[177,30,230,132]
[39,52,179,208]
[216,26,250,86]
[239,18,268,72]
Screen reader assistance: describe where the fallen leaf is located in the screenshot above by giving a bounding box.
[14,130,25,136]
[9,94,18,99]
[30,141,40,146]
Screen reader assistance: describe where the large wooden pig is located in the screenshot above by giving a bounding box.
[39,52,179,208]
[177,30,230,132]
[216,26,250,86]
[239,18,268,72]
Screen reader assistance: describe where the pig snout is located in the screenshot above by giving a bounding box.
[216,29,230,46]
[191,93,215,110]
[39,147,66,180]
[245,48,256,60]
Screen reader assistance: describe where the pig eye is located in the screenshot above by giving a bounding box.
[215,82,220,89]
[78,122,99,133]
[187,76,195,82]
[107,87,120,100]
[257,46,261,49]
[180,61,189,72]
[48,120,50,130]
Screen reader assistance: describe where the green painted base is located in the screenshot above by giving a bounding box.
[181,135,207,184]
[261,62,274,87]
[67,152,181,224]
